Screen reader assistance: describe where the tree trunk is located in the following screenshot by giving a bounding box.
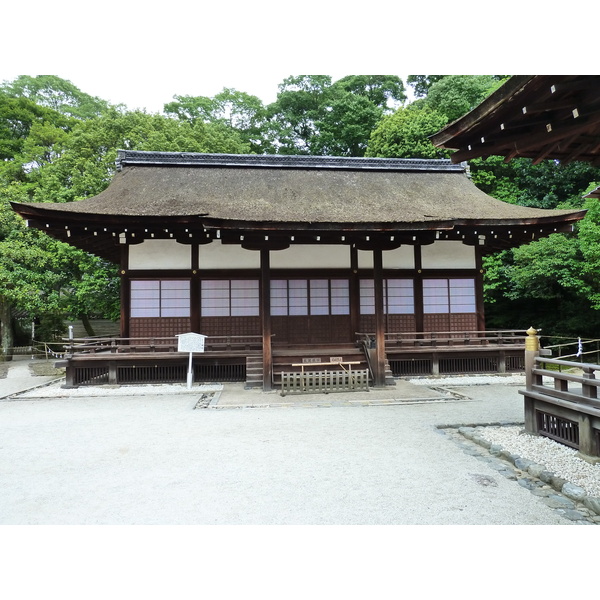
[0,297,14,361]
[80,313,96,337]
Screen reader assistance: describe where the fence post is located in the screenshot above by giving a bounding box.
[524,326,540,433]
[578,413,596,458]
[582,367,598,399]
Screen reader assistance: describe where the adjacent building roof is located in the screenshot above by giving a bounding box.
[431,75,600,165]
[11,151,586,262]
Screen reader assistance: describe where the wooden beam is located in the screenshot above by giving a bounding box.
[190,244,200,333]
[475,247,486,332]
[450,104,600,163]
[414,246,424,333]
[120,246,129,338]
[373,249,386,387]
[260,249,273,391]
[349,245,360,340]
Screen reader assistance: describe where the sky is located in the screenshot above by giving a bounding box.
[2,2,590,114]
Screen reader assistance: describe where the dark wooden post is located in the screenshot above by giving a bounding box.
[579,367,597,457]
[475,247,486,332]
[524,326,540,433]
[579,413,596,457]
[260,249,273,391]
[120,246,130,339]
[413,246,424,333]
[373,249,386,387]
[190,243,200,333]
[349,245,360,340]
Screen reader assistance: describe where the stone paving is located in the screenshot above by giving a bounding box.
[443,426,600,525]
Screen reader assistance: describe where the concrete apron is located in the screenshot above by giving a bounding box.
[211,380,457,409]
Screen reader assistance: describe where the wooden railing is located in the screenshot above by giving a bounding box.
[520,355,600,458]
[356,329,526,377]
[356,329,526,349]
[540,337,600,365]
[62,335,263,355]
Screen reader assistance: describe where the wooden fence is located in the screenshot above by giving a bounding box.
[520,345,600,458]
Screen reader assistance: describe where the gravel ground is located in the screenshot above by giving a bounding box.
[2,365,599,526]
[408,374,527,386]
[478,425,600,496]
[0,375,583,526]
[4,367,599,598]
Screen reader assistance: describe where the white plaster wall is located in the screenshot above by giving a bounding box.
[421,241,476,269]
[358,246,415,269]
[383,246,415,269]
[357,250,373,269]
[129,240,192,270]
[199,241,261,269]
[270,245,350,269]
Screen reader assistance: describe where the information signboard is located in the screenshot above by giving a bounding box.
[177,332,206,353]
[177,333,207,389]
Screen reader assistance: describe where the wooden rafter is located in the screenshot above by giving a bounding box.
[431,76,600,164]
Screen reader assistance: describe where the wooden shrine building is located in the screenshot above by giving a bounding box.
[11,150,587,390]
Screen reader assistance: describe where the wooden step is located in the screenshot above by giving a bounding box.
[245,355,263,388]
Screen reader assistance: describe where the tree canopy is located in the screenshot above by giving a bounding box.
[0,76,250,353]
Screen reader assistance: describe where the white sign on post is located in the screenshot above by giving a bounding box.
[177,333,207,389]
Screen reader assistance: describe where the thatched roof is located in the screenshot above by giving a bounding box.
[13,151,583,224]
[11,151,587,262]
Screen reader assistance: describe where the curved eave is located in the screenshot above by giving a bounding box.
[12,200,586,265]
[430,76,535,149]
[431,76,600,165]
[13,201,586,232]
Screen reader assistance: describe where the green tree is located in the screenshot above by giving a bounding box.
[165,88,270,153]
[1,75,111,119]
[267,75,405,156]
[470,156,600,208]
[365,105,450,159]
[312,92,384,156]
[0,102,252,354]
[266,75,333,154]
[332,75,406,110]
[482,187,600,337]
[406,75,447,98]
[0,92,74,164]
[424,75,504,123]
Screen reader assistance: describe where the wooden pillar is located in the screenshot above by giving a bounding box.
[190,244,200,333]
[475,246,486,332]
[120,245,130,338]
[413,245,424,333]
[578,413,596,458]
[260,248,273,391]
[373,249,386,387]
[349,245,360,339]
[524,327,540,433]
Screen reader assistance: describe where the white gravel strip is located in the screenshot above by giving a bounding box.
[479,425,600,497]
[16,381,223,398]
[408,374,526,386]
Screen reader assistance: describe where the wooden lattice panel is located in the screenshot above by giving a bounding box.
[424,313,477,332]
[199,316,261,337]
[272,316,351,345]
[130,317,191,338]
[385,314,416,332]
[358,315,416,333]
